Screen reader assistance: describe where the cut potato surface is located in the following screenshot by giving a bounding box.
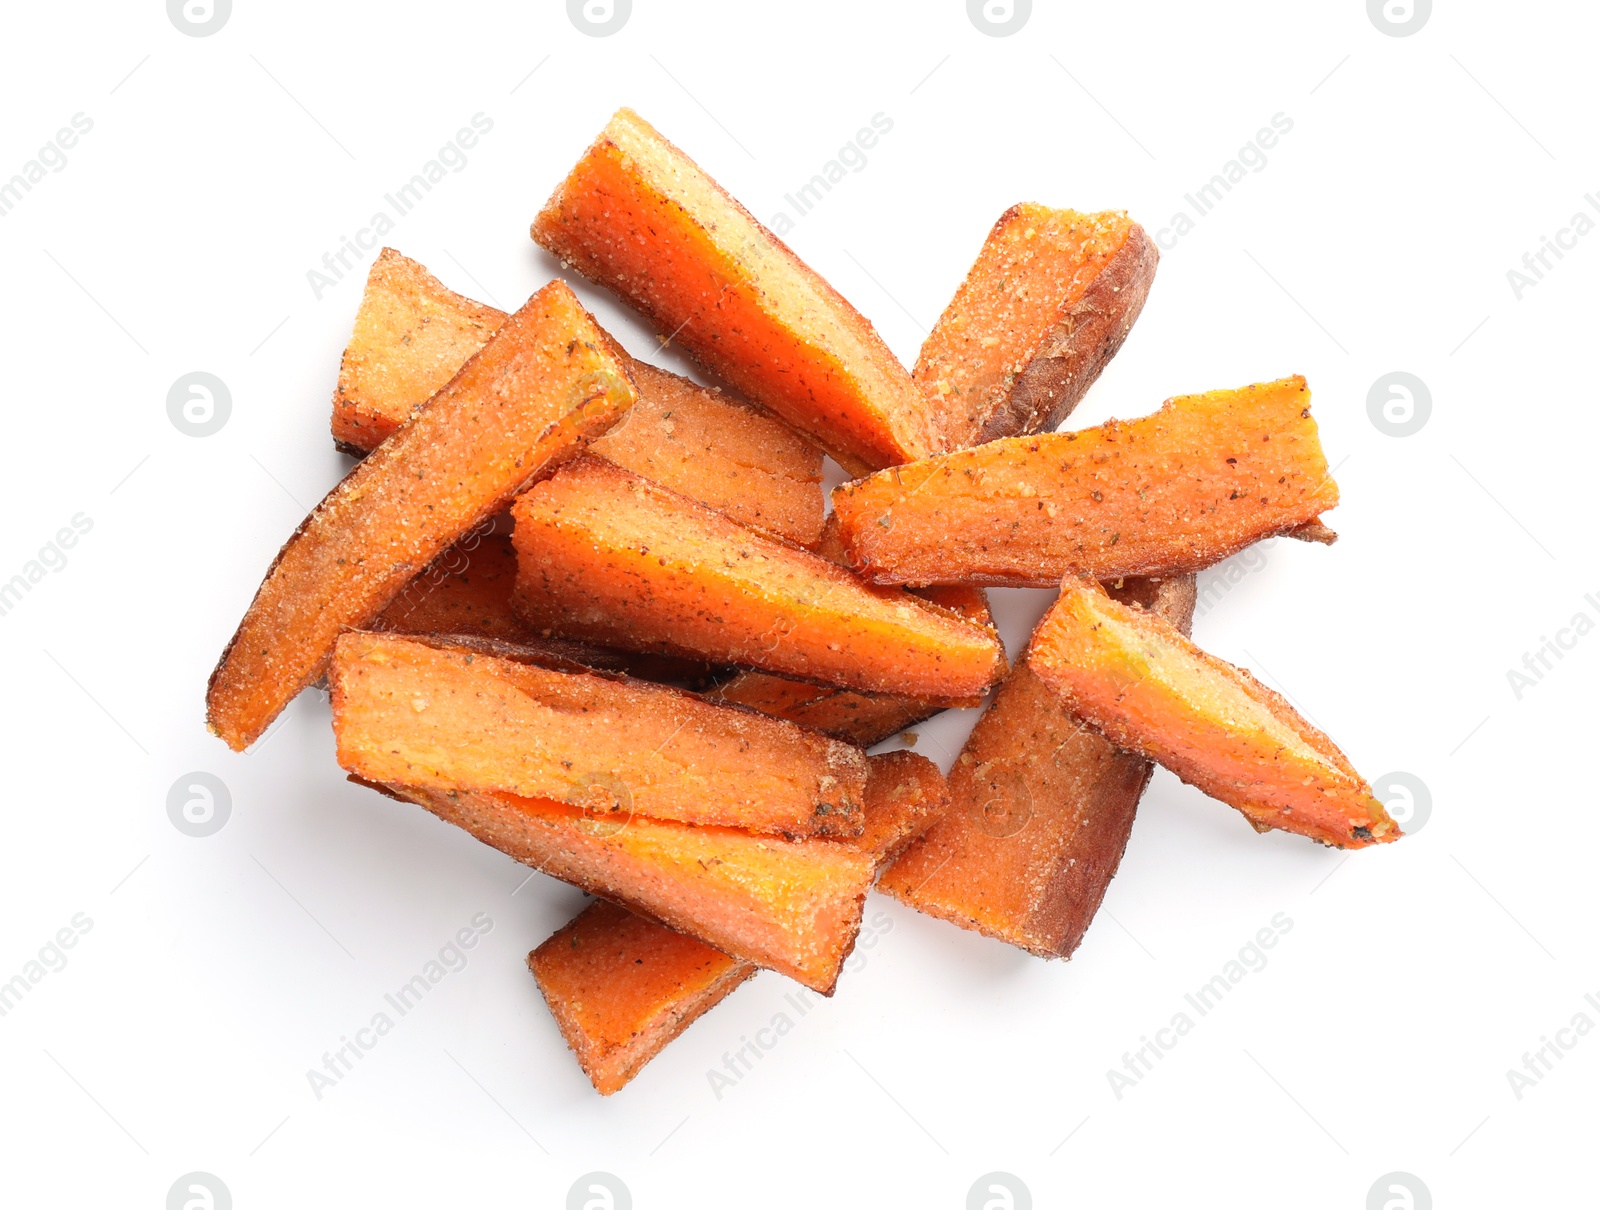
[1028,578,1398,848]
[207,280,636,751]
[526,751,947,1094]
[511,456,1007,703]
[331,632,867,838]
[880,577,1195,956]
[331,249,826,547]
[390,783,875,993]
[833,376,1338,587]
[532,107,942,473]
[916,205,1158,446]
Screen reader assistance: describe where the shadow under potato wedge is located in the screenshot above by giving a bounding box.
[330,631,867,839]
[915,204,1159,447]
[527,751,948,1095]
[833,376,1339,588]
[1027,577,1399,848]
[510,456,1007,704]
[879,576,1196,958]
[331,247,827,548]
[382,783,876,994]
[532,107,944,474]
[206,280,637,751]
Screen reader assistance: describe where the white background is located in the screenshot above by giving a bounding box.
[1,1,1594,1206]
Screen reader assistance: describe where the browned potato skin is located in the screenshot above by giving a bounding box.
[916,207,1159,446]
[705,671,941,748]
[879,576,1195,959]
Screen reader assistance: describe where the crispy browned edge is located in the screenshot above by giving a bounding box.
[973,220,1159,444]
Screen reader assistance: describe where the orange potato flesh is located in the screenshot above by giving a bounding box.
[207,280,636,751]
[1027,578,1399,848]
[705,671,938,747]
[330,632,867,838]
[372,532,714,683]
[527,900,759,1095]
[879,577,1195,957]
[330,249,826,547]
[526,751,947,1094]
[833,376,1339,588]
[916,205,1158,446]
[330,247,506,455]
[387,784,875,993]
[510,456,1007,703]
[532,107,942,474]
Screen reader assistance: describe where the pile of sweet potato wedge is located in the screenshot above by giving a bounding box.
[208,107,1400,1097]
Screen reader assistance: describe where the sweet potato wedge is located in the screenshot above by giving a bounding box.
[331,249,826,547]
[528,900,759,1096]
[526,751,947,1094]
[915,205,1158,446]
[510,456,1007,703]
[833,376,1339,588]
[373,531,714,683]
[330,248,506,455]
[879,577,1195,957]
[388,784,875,993]
[330,632,867,838]
[532,107,942,473]
[207,281,636,751]
[1027,577,1398,848]
[705,672,936,747]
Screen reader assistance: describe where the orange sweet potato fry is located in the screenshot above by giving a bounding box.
[510,456,1007,703]
[331,249,826,547]
[330,632,867,838]
[386,783,875,993]
[528,900,759,1096]
[833,376,1339,588]
[1027,577,1399,848]
[705,672,937,747]
[532,108,943,473]
[373,531,714,683]
[879,577,1195,957]
[526,751,947,1094]
[916,205,1158,446]
[330,247,506,455]
[207,281,636,751]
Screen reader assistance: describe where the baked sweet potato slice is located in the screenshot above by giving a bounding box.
[510,456,1006,703]
[833,376,1339,588]
[373,532,713,683]
[526,751,947,1094]
[528,900,758,1096]
[879,577,1195,957]
[1028,577,1398,848]
[532,107,942,473]
[207,281,636,750]
[331,250,826,547]
[331,632,867,838]
[705,672,937,747]
[387,784,874,993]
[916,205,1158,446]
[330,248,506,455]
